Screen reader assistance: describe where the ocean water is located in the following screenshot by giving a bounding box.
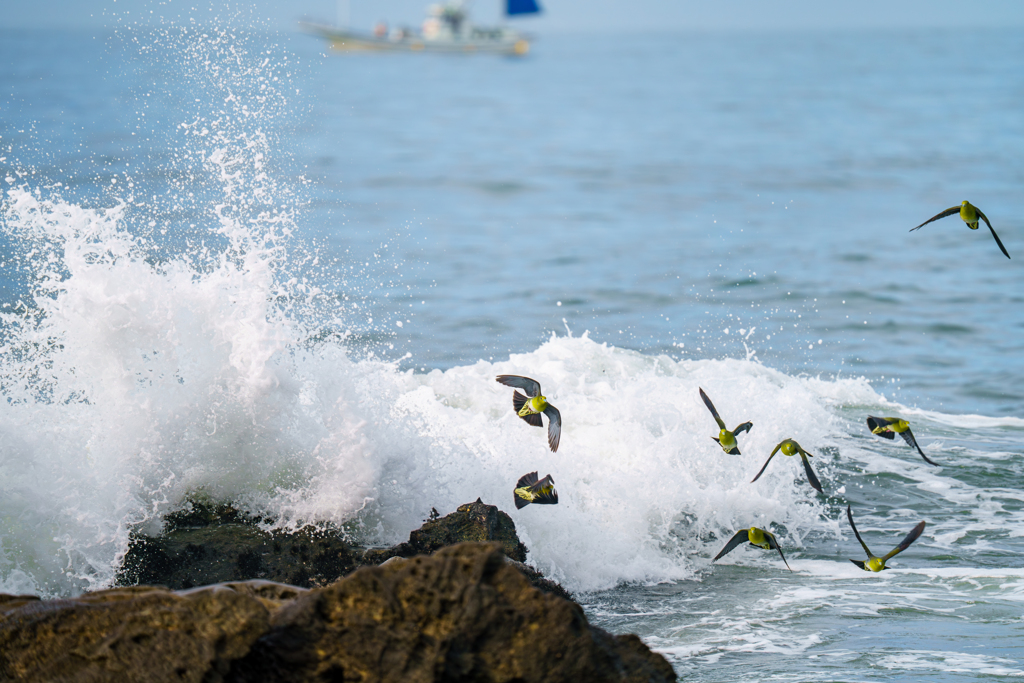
[2,18,1024,681]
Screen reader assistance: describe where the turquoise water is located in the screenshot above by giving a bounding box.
[2,22,1023,681]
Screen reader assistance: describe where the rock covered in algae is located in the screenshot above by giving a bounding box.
[1,544,676,683]
[117,502,362,590]
[229,542,675,683]
[362,497,528,565]
[118,498,533,592]
[0,584,272,682]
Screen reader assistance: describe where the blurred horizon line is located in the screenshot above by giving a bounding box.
[4,23,1024,36]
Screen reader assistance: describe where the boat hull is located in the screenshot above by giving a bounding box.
[299,22,530,56]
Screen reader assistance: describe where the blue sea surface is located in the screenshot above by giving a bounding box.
[2,22,1023,682]
[288,28,1024,416]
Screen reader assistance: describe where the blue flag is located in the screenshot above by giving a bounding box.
[507,0,541,16]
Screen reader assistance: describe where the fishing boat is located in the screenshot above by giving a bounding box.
[299,1,541,56]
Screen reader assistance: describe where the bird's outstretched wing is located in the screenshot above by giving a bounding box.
[713,529,751,562]
[496,375,542,397]
[764,531,792,571]
[799,452,823,493]
[846,505,875,559]
[516,471,540,488]
[898,428,939,466]
[976,208,1011,259]
[512,391,544,427]
[866,416,897,439]
[881,520,926,562]
[751,442,783,483]
[849,559,867,570]
[732,421,753,437]
[699,388,727,430]
[543,405,561,452]
[514,471,539,509]
[532,475,558,505]
[910,206,959,232]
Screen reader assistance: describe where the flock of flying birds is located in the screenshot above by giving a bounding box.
[496,200,1011,573]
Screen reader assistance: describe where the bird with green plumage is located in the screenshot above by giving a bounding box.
[911,200,1010,259]
[846,505,926,572]
[496,375,562,452]
[699,387,753,455]
[866,415,938,466]
[513,471,558,509]
[713,526,791,571]
[751,438,823,493]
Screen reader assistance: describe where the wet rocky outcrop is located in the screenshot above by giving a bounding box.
[117,498,565,599]
[116,502,362,590]
[361,497,527,565]
[1,543,676,683]
[0,584,271,682]
[229,543,674,683]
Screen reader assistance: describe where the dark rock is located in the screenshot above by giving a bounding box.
[178,580,309,616]
[507,558,575,603]
[117,500,363,590]
[163,500,251,530]
[0,594,40,616]
[117,498,546,595]
[2,546,674,682]
[229,542,676,683]
[0,584,269,682]
[362,498,528,564]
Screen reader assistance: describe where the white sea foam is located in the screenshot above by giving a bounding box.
[877,651,1024,677]
[896,407,1024,430]
[3,182,1017,597]
[0,186,888,595]
[655,631,823,660]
